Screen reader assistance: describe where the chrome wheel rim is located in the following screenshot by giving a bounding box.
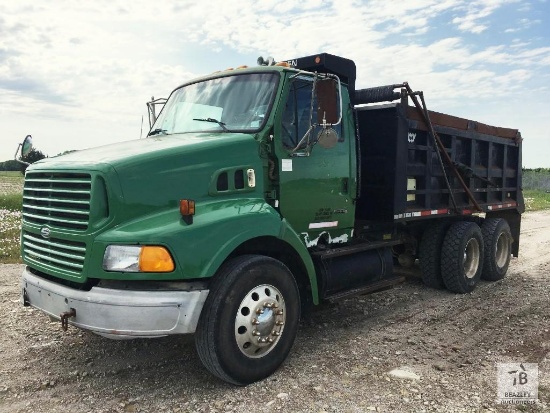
[234,284,286,358]
[463,238,480,279]
[495,232,510,268]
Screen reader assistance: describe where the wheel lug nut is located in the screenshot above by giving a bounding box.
[276,321,284,326]
[253,330,261,336]
[264,302,272,308]
[272,331,280,336]
[268,338,274,344]
[276,309,283,315]
[256,308,264,314]
[252,318,259,325]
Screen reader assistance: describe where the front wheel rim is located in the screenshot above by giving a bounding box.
[234,284,286,358]
[463,238,480,279]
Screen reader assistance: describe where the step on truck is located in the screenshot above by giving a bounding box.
[20,53,524,385]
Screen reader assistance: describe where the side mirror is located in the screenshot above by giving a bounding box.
[14,135,33,165]
[316,78,340,125]
[21,135,33,156]
[317,128,338,149]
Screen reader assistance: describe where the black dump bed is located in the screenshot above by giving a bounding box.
[355,103,524,222]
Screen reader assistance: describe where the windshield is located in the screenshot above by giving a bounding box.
[151,72,279,135]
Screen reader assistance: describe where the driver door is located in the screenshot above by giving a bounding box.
[274,76,355,247]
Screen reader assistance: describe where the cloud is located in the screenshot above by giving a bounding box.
[0,0,549,165]
[451,0,519,33]
[505,17,542,32]
[0,77,70,105]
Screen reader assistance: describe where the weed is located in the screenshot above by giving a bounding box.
[0,172,23,263]
[524,190,550,211]
[0,193,23,211]
[0,209,21,263]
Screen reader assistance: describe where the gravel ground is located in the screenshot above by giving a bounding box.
[0,211,549,412]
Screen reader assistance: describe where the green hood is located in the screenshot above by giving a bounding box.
[33,133,253,169]
[29,133,263,222]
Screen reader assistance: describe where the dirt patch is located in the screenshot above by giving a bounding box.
[1,211,549,412]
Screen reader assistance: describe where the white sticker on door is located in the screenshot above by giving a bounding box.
[281,159,293,172]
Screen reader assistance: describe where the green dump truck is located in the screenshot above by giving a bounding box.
[20,53,524,385]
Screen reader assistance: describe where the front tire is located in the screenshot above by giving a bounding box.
[195,255,300,385]
[441,221,484,293]
[481,218,512,281]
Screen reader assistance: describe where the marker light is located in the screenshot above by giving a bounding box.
[180,199,195,216]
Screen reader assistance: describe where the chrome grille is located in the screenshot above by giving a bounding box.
[23,172,91,230]
[22,232,87,274]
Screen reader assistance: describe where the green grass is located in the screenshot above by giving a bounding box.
[0,192,23,210]
[0,208,21,264]
[0,172,23,263]
[523,189,550,211]
[0,171,24,195]
[523,170,550,191]
[0,171,23,176]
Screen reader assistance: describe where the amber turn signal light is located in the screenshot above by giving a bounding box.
[180,199,195,216]
[139,246,174,272]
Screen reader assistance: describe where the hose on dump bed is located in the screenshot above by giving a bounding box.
[355,85,401,105]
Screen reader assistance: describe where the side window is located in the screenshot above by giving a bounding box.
[281,78,343,150]
[281,79,315,149]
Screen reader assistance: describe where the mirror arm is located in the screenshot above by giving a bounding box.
[289,124,317,155]
[289,72,319,156]
[14,144,30,165]
[13,143,22,161]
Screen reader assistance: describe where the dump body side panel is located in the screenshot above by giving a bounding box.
[356,103,524,223]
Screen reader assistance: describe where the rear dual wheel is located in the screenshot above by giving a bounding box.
[422,218,512,293]
[481,218,512,281]
[440,221,484,294]
[419,222,451,289]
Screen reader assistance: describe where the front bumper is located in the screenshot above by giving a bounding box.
[21,267,209,338]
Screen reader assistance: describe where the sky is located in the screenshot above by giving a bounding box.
[1,0,549,167]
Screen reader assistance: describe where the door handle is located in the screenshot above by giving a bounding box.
[342,178,349,194]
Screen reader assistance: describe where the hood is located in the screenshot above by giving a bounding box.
[28,133,263,221]
[32,133,250,169]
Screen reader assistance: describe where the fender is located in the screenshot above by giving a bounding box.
[91,198,318,302]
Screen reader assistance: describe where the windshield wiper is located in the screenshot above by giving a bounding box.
[148,128,167,136]
[193,118,229,132]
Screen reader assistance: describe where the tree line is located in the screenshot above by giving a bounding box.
[0,149,47,172]
[523,167,550,173]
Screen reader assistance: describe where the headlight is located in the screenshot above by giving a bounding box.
[103,245,175,272]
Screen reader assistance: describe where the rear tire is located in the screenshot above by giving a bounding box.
[481,218,512,281]
[419,222,451,289]
[195,255,300,385]
[441,221,484,294]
